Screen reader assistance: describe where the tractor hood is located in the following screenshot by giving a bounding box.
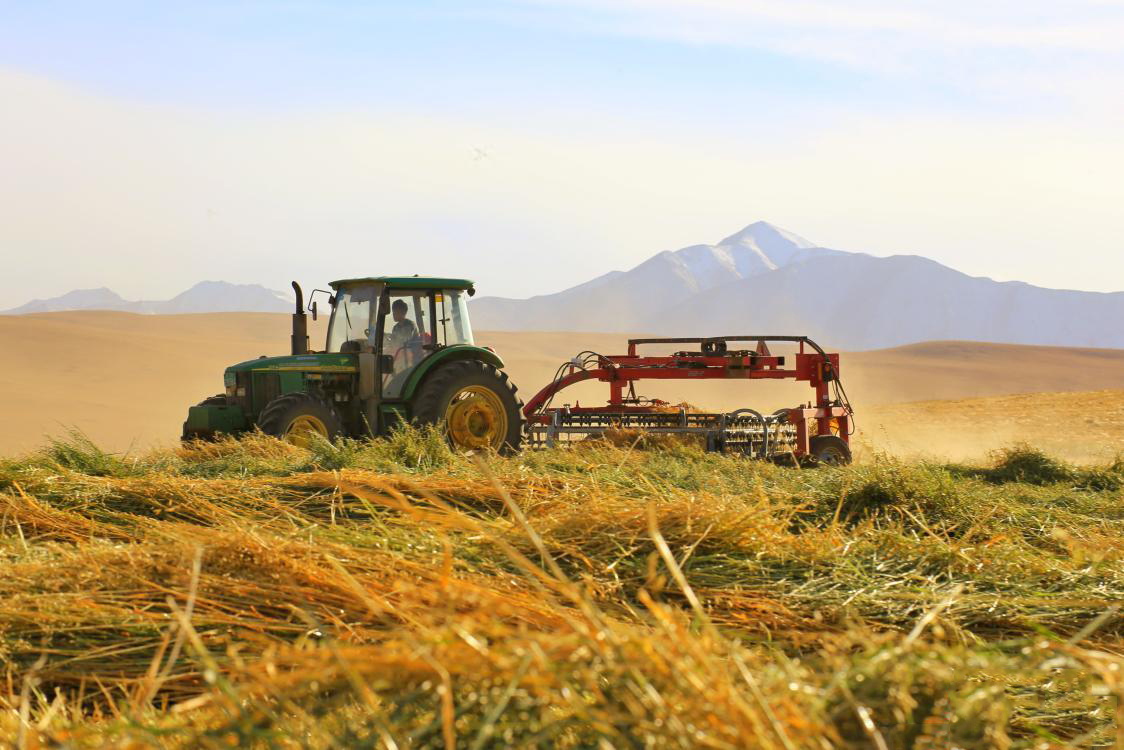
[221,346,505,402]
[225,352,358,376]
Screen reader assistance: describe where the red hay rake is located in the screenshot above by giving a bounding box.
[522,336,854,464]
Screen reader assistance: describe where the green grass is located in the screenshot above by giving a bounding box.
[0,430,1121,748]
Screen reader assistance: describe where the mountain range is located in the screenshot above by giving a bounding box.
[470,222,1124,350]
[3,281,292,315]
[7,222,1122,349]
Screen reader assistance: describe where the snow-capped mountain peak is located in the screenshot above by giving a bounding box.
[718,220,814,251]
[714,221,817,272]
[468,219,1124,349]
[652,221,826,292]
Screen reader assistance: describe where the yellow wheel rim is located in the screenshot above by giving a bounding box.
[445,385,508,451]
[284,414,329,448]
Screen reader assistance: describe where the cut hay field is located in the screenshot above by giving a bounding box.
[863,389,1124,464]
[4,311,1124,461]
[2,431,1123,748]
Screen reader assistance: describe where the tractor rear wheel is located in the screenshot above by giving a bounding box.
[413,361,523,453]
[258,392,343,448]
[809,435,852,465]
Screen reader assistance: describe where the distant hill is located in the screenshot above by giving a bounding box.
[4,281,292,315]
[471,221,1124,349]
[2,311,1124,455]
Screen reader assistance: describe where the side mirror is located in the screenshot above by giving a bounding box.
[310,300,318,321]
[380,354,394,371]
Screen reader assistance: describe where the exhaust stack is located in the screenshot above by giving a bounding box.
[291,281,308,355]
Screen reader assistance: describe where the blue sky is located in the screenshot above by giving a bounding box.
[2,1,1122,303]
[1,3,905,123]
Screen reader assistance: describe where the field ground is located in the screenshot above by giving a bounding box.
[1,432,1122,747]
[3,313,1122,745]
[4,312,1124,460]
[861,389,1124,463]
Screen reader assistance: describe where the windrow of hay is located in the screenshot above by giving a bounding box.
[0,428,1122,747]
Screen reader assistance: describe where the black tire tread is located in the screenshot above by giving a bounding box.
[257,392,344,440]
[809,434,852,465]
[412,360,524,453]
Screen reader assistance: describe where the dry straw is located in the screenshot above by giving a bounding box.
[0,429,1121,747]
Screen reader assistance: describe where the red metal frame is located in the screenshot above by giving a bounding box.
[522,336,849,456]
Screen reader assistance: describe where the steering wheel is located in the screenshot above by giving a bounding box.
[391,345,407,370]
[385,334,423,373]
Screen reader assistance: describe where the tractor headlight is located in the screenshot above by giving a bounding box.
[226,384,237,398]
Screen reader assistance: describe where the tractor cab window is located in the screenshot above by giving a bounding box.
[327,284,382,352]
[382,291,431,397]
[433,289,474,347]
[362,287,475,398]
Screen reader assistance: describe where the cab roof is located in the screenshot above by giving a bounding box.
[329,276,475,291]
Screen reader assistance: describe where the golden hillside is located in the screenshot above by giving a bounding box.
[3,311,1123,459]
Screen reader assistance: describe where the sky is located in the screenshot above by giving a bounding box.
[2,0,1123,306]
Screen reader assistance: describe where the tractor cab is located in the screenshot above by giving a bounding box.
[183,276,524,453]
[325,277,476,398]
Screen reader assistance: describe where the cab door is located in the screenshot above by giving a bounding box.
[379,288,436,399]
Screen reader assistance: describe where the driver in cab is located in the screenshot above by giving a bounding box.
[386,299,421,370]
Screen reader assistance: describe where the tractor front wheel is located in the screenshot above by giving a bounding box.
[808,435,852,465]
[413,361,523,453]
[258,392,343,448]
[181,394,230,442]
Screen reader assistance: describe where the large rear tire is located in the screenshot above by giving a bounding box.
[258,392,343,448]
[809,434,852,465]
[412,361,524,453]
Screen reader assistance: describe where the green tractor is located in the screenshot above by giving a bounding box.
[182,277,524,452]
